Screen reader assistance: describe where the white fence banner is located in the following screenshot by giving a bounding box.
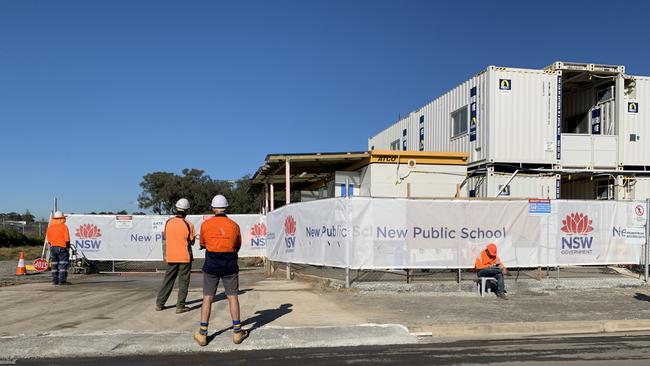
[66,214,266,261]
[265,198,645,269]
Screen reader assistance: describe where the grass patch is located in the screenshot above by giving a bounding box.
[0,246,45,261]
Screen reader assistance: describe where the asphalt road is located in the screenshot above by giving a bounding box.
[14,332,650,365]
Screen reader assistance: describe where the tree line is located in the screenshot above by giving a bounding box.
[137,169,260,215]
[0,210,36,223]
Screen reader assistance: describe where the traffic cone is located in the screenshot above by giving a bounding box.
[15,251,27,276]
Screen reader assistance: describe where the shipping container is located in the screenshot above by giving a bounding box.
[621,77,650,166]
[369,66,559,165]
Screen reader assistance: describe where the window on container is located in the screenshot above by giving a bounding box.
[389,139,400,150]
[451,106,468,138]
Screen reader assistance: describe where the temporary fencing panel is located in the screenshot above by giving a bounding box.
[66,214,266,261]
[265,198,646,269]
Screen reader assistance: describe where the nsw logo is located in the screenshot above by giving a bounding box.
[284,216,297,251]
[250,223,267,247]
[560,212,594,254]
[75,224,102,251]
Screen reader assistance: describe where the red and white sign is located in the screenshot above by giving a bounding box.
[630,203,647,227]
[32,258,49,272]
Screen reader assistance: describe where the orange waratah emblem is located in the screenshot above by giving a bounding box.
[561,213,593,235]
[284,216,296,236]
[76,224,102,239]
[251,223,267,237]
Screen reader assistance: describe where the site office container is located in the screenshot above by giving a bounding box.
[368,66,560,166]
[621,76,650,166]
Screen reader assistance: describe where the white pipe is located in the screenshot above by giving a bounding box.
[495,169,519,197]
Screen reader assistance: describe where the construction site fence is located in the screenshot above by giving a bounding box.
[264,197,650,281]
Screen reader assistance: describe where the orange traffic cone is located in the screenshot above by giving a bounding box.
[15,251,27,276]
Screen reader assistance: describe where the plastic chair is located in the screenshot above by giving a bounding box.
[477,277,498,297]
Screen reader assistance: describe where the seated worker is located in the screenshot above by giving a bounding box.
[475,243,509,300]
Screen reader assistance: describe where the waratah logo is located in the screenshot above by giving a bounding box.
[75,224,102,251]
[76,224,102,239]
[251,223,267,237]
[560,212,594,254]
[284,216,296,235]
[284,216,296,250]
[250,223,266,247]
[561,213,593,235]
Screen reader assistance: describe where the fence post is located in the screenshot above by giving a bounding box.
[344,177,351,288]
[643,198,650,285]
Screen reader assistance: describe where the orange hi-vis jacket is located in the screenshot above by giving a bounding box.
[163,216,196,263]
[475,250,500,270]
[200,215,241,253]
[46,218,70,248]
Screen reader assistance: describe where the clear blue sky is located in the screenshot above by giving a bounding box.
[1,0,649,219]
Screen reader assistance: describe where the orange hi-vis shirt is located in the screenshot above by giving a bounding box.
[475,250,499,270]
[200,215,241,253]
[163,216,196,263]
[46,218,70,248]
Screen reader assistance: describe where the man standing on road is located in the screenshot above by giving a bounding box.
[46,211,71,285]
[475,243,509,300]
[156,198,196,314]
[193,194,248,346]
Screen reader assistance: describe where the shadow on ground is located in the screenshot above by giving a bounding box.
[206,303,293,341]
[634,292,650,302]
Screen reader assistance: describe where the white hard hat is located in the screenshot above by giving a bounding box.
[175,198,190,210]
[211,195,229,208]
[53,211,64,218]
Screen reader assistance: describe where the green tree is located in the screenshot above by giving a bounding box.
[138,169,261,215]
[23,210,35,223]
[227,175,260,214]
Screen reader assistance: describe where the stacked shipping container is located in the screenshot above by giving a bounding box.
[368,62,650,200]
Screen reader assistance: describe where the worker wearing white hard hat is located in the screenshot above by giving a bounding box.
[211,195,229,209]
[156,198,196,313]
[194,194,247,346]
[46,211,71,285]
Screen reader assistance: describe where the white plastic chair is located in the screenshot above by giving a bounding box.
[477,277,498,297]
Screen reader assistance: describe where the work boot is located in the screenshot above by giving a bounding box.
[233,329,249,344]
[497,293,509,300]
[175,306,190,314]
[155,304,164,311]
[193,331,208,347]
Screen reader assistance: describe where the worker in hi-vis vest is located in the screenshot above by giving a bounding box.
[475,243,509,300]
[156,198,196,313]
[46,211,71,285]
[193,194,247,346]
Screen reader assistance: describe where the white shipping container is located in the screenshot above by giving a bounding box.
[621,77,650,166]
[369,66,559,165]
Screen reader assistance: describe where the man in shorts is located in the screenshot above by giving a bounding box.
[194,194,248,346]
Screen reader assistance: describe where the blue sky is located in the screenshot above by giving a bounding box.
[1,0,649,219]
